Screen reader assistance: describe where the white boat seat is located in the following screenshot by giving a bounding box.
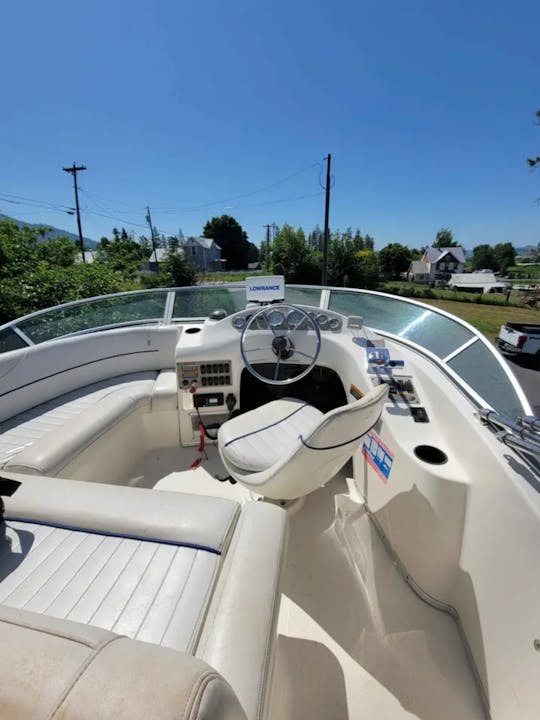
[0,473,288,720]
[0,372,157,468]
[0,370,179,476]
[0,605,247,720]
[218,383,389,499]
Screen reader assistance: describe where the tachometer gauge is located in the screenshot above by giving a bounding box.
[267,310,285,328]
[232,316,246,330]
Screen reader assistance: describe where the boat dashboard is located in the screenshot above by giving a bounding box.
[174,302,428,447]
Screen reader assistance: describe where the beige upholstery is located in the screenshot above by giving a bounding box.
[0,606,247,720]
[0,372,157,467]
[218,383,389,499]
[3,473,239,552]
[0,473,288,720]
[0,326,180,423]
[1,369,178,476]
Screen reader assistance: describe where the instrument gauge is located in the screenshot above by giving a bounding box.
[232,316,246,330]
[267,310,285,328]
[328,317,341,331]
[287,309,304,328]
[317,314,329,327]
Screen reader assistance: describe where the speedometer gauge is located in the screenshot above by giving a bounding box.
[232,316,245,330]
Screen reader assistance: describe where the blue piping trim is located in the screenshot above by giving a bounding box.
[223,402,310,447]
[298,415,382,451]
[4,517,221,555]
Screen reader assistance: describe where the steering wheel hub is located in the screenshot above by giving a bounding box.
[272,335,294,359]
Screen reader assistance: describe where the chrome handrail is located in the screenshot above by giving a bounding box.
[478,409,540,458]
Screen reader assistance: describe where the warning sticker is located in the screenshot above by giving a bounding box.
[362,431,394,484]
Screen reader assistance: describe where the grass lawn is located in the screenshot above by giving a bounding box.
[507,264,540,280]
[198,271,259,283]
[419,298,540,343]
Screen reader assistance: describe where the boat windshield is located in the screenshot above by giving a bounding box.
[0,284,528,420]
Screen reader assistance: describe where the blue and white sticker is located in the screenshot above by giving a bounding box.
[362,431,394,484]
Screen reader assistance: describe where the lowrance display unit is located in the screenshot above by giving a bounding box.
[245,275,285,303]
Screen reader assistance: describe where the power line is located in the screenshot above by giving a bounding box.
[0,192,72,213]
[151,160,322,212]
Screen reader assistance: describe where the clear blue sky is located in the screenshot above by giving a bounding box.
[1,0,539,250]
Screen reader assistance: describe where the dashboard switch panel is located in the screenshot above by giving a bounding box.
[177,361,232,389]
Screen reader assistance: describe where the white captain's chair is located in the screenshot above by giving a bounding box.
[218,383,389,499]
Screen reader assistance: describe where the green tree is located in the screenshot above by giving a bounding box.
[203,215,250,269]
[308,225,323,250]
[271,225,319,283]
[493,243,516,273]
[363,234,375,251]
[327,235,378,289]
[378,243,412,279]
[38,236,78,267]
[0,220,123,324]
[96,228,147,281]
[143,249,197,288]
[247,242,260,265]
[434,228,458,248]
[471,244,499,271]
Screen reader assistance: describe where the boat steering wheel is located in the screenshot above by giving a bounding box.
[240,304,321,385]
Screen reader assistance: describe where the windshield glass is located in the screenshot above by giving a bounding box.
[329,290,473,359]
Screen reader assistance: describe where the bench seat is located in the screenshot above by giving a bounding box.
[1,473,288,720]
[0,372,158,468]
[0,370,179,478]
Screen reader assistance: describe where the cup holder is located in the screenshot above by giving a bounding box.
[414,445,448,465]
[185,327,202,334]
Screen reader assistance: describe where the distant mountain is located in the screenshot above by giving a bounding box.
[0,213,97,249]
[514,245,538,256]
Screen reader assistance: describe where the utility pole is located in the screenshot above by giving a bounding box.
[145,205,160,273]
[322,153,332,286]
[62,162,86,262]
[263,224,272,271]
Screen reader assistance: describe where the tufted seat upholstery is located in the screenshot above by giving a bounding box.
[0,370,179,478]
[0,473,288,720]
[0,372,158,468]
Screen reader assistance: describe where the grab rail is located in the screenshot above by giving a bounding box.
[478,409,540,458]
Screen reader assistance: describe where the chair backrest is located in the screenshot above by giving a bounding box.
[228,383,389,499]
[302,383,389,451]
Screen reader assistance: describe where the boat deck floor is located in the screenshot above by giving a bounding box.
[269,477,485,720]
[83,444,485,719]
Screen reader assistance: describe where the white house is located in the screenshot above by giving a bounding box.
[407,246,466,283]
[183,237,223,272]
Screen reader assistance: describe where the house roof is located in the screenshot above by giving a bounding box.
[184,236,216,250]
[409,260,428,273]
[425,246,466,264]
[449,272,499,285]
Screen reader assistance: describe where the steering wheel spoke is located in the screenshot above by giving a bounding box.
[240,304,321,386]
